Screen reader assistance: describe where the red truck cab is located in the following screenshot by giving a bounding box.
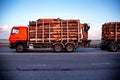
[9,26,28,52]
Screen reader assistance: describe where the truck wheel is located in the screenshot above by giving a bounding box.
[109,43,118,52]
[16,44,25,52]
[65,43,74,52]
[54,44,63,52]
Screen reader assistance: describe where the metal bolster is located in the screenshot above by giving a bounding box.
[67,20,69,42]
[115,22,117,41]
[81,27,84,39]
[49,22,51,42]
[42,20,44,43]
[61,21,63,42]
[78,20,80,42]
[36,20,38,43]
[80,23,82,41]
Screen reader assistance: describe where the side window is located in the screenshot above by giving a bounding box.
[12,28,19,34]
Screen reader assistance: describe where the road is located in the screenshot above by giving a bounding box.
[0,47,120,80]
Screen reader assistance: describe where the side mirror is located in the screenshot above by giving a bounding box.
[84,23,90,32]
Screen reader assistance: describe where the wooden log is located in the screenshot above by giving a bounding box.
[102,22,120,40]
[29,18,88,43]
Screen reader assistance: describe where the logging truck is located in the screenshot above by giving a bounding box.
[9,18,90,52]
[100,22,120,52]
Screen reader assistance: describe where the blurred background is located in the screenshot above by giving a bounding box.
[0,0,120,40]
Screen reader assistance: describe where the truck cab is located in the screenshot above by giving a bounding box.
[9,26,28,52]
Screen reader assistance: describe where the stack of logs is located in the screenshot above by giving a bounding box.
[29,18,86,43]
[102,22,120,40]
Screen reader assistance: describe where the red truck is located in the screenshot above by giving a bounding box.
[9,18,90,52]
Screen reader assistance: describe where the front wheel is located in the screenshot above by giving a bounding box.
[16,44,25,52]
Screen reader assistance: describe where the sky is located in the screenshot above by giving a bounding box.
[0,0,120,39]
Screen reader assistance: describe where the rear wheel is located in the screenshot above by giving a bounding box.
[54,44,63,52]
[65,43,74,52]
[16,44,25,52]
[109,42,118,52]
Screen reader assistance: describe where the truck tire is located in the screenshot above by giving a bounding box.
[54,44,63,52]
[16,44,25,52]
[109,43,118,52]
[65,43,74,52]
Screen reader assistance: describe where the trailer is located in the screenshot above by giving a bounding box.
[9,18,90,52]
[100,22,120,52]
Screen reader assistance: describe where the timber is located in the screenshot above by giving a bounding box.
[29,18,88,43]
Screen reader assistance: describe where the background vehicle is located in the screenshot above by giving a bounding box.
[100,22,120,52]
[9,18,90,52]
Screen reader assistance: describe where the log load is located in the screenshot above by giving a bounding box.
[29,18,89,43]
[102,22,120,41]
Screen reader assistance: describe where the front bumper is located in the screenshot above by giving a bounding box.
[9,43,16,49]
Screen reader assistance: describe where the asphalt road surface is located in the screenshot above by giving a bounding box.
[0,47,120,80]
